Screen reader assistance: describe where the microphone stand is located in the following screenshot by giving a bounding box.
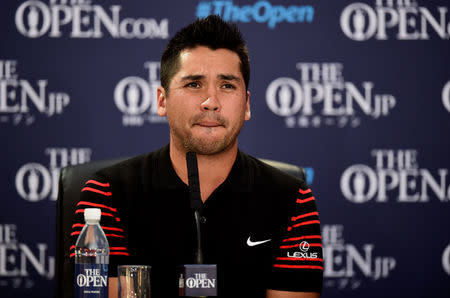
[186,152,204,265]
[186,152,216,297]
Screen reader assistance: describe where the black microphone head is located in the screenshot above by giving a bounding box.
[186,151,197,163]
[186,151,203,211]
[186,151,198,177]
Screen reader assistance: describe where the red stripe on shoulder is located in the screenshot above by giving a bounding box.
[291,211,319,222]
[81,187,112,196]
[282,235,322,243]
[70,251,130,257]
[110,247,128,251]
[298,188,312,194]
[296,196,315,204]
[85,180,110,187]
[76,201,117,212]
[287,220,320,231]
[273,264,323,270]
[97,212,121,222]
[110,252,130,256]
[106,233,125,238]
[101,226,124,232]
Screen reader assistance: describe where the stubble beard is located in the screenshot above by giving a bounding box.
[183,132,236,155]
[170,115,244,155]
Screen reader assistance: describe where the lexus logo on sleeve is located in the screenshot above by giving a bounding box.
[299,241,310,252]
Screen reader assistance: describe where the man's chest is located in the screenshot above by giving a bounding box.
[122,188,281,267]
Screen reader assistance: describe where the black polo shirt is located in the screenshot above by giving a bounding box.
[70,145,323,297]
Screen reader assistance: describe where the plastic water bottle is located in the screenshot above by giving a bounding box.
[75,208,109,297]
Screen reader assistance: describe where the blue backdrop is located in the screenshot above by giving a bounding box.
[1,0,449,297]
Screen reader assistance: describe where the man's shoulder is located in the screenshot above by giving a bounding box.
[94,145,167,183]
[240,151,306,191]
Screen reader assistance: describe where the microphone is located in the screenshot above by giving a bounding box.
[186,151,203,264]
[179,152,217,297]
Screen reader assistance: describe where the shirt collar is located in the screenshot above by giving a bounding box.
[151,144,253,193]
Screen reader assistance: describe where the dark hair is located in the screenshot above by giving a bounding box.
[160,15,250,93]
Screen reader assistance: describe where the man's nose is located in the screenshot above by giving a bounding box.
[201,92,220,112]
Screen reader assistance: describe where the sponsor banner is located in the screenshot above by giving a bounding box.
[195,0,314,29]
[443,81,450,113]
[323,224,396,290]
[443,244,450,276]
[340,0,450,41]
[15,0,169,39]
[0,224,54,290]
[340,149,450,203]
[266,62,396,128]
[114,61,167,127]
[0,59,70,126]
[15,147,92,202]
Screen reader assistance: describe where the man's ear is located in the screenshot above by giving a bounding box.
[157,86,167,116]
[245,90,251,121]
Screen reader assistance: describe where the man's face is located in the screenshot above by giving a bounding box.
[157,46,251,155]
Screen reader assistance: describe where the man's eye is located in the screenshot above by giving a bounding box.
[186,82,200,88]
[222,83,236,89]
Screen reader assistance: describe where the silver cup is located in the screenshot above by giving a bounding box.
[118,265,151,298]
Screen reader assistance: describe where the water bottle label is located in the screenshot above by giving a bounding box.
[75,263,108,297]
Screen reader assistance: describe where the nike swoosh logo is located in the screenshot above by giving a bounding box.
[247,237,272,247]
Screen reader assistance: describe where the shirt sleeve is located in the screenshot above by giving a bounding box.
[69,174,130,276]
[269,180,323,293]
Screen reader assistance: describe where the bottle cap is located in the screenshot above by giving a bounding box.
[84,208,101,222]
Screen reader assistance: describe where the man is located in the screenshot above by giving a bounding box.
[70,15,323,297]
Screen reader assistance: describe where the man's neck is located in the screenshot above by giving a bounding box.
[169,142,238,202]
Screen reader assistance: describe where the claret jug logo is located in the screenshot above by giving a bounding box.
[443,244,450,276]
[340,149,450,203]
[443,81,450,113]
[323,224,396,290]
[195,0,314,29]
[0,60,70,125]
[15,147,92,202]
[114,61,167,127]
[0,224,54,289]
[341,0,450,41]
[15,0,169,39]
[266,62,396,128]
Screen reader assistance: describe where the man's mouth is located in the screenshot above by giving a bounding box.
[195,121,222,127]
